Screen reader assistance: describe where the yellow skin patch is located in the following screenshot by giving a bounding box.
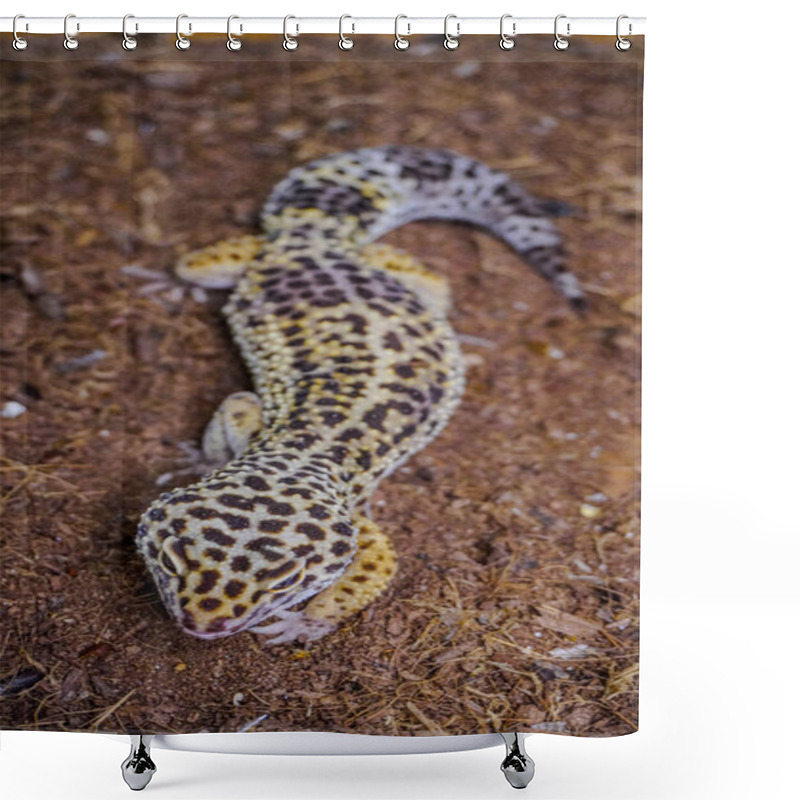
[135,146,579,645]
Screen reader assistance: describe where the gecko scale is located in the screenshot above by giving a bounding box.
[136,146,583,644]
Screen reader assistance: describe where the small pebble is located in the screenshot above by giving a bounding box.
[1,401,27,419]
[585,492,608,503]
[233,692,245,706]
[85,129,110,145]
[580,503,601,519]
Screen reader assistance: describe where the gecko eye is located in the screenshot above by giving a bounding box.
[158,538,186,577]
[269,566,306,593]
[159,549,179,576]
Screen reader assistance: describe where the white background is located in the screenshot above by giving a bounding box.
[2,1,799,798]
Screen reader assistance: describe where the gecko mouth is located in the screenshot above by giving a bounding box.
[179,593,301,640]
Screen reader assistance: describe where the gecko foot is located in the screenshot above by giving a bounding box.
[154,441,217,487]
[250,611,337,646]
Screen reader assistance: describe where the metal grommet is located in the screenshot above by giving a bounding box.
[443,14,460,51]
[176,14,191,50]
[63,13,79,51]
[283,15,298,51]
[499,14,516,50]
[616,15,632,51]
[122,14,138,50]
[227,15,243,51]
[394,15,410,50]
[339,14,354,50]
[12,14,29,51]
[553,14,570,51]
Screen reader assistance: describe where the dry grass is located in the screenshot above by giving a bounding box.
[1,35,641,737]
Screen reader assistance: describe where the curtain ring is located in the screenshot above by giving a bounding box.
[394,15,410,50]
[615,15,632,51]
[553,14,570,51]
[12,14,29,51]
[122,15,138,50]
[227,15,243,51]
[499,14,516,50]
[283,15,299,51]
[176,14,191,50]
[443,14,460,51]
[63,13,79,51]
[339,15,354,50]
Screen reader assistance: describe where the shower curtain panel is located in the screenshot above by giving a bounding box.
[1,31,642,742]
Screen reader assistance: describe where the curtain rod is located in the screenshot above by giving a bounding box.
[1,15,646,37]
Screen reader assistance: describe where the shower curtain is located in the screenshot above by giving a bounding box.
[1,31,642,741]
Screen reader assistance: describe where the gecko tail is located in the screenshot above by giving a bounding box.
[262,146,586,310]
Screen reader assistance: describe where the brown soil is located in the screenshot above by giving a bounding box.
[1,35,642,737]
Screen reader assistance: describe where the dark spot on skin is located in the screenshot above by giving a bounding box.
[332,522,354,537]
[343,313,368,335]
[168,492,204,504]
[259,518,288,533]
[392,424,416,443]
[367,302,395,317]
[321,411,347,427]
[336,427,363,442]
[233,604,247,617]
[363,405,388,431]
[356,451,372,470]
[363,562,377,571]
[170,518,187,534]
[327,446,349,465]
[308,504,331,520]
[331,541,351,557]
[204,548,227,562]
[282,487,314,499]
[147,542,158,559]
[202,527,236,547]
[219,494,255,511]
[293,544,315,557]
[257,498,295,516]
[148,508,166,521]
[225,580,247,599]
[393,363,416,379]
[199,598,222,612]
[220,513,250,530]
[244,475,269,491]
[383,331,404,352]
[230,555,251,572]
[188,506,218,521]
[297,523,326,540]
[352,575,368,583]
[196,570,221,594]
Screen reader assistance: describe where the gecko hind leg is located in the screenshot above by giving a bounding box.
[252,514,398,645]
[175,234,265,289]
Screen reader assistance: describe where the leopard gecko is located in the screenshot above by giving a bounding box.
[136,146,583,645]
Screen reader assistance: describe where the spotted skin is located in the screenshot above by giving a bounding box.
[137,146,581,644]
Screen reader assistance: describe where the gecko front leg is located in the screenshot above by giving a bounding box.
[251,515,398,645]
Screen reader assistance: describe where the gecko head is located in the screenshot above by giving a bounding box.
[135,478,357,640]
